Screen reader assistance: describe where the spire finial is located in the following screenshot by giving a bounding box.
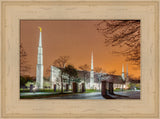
[38,27,42,32]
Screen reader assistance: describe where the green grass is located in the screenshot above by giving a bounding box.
[85,89,100,93]
[114,88,122,92]
[20,92,72,99]
[20,90,100,99]
[114,88,132,92]
[20,88,100,99]
[20,88,61,93]
[20,88,99,93]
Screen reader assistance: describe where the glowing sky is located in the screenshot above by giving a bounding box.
[20,20,140,78]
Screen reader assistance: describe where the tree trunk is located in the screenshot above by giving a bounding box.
[68,75,71,86]
[122,84,124,91]
[99,79,101,91]
[61,74,63,93]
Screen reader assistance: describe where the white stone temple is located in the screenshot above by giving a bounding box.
[48,51,131,90]
[50,66,61,89]
[31,27,133,91]
[90,51,94,88]
[35,27,44,89]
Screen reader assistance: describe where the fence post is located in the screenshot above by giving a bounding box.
[101,80,107,96]
[109,82,114,94]
[30,84,33,92]
[73,82,78,93]
[66,84,69,91]
[54,84,56,92]
[81,83,85,93]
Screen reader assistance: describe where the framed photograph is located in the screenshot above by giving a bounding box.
[20,20,141,100]
[0,0,159,119]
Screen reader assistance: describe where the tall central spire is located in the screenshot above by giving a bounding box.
[90,51,94,88]
[36,27,44,89]
[38,27,42,47]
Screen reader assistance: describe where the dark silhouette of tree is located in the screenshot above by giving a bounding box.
[128,75,140,83]
[97,20,140,65]
[79,64,90,83]
[53,56,70,68]
[94,66,105,73]
[20,76,27,88]
[46,56,70,74]
[20,75,34,88]
[64,65,78,85]
[20,44,30,76]
[108,70,117,75]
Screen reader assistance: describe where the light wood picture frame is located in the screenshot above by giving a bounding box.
[0,0,159,119]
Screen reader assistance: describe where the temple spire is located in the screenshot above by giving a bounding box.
[36,27,44,89]
[121,64,125,81]
[90,51,94,88]
[91,51,94,70]
[38,27,42,47]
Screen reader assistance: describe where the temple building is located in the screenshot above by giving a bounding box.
[49,51,129,90]
[34,27,130,90]
[50,66,61,89]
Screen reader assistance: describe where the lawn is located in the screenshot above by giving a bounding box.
[20,88,100,93]
[114,88,132,92]
[20,88,61,92]
[20,92,72,99]
[20,88,100,99]
[85,89,100,93]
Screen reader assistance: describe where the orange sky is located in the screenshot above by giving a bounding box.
[20,20,140,78]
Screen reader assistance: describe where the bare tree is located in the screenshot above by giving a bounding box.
[94,66,103,73]
[64,65,78,85]
[108,70,117,75]
[79,64,90,71]
[45,65,51,76]
[46,56,70,75]
[53,56,70,68]
[97,20,140,65]
[20,44,30,76]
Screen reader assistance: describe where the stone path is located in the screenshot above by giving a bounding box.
[20,90,140,99]
[43,92,105,99]
[114,90,140,99]
[42,90,140,99]
[20,92,58,96]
